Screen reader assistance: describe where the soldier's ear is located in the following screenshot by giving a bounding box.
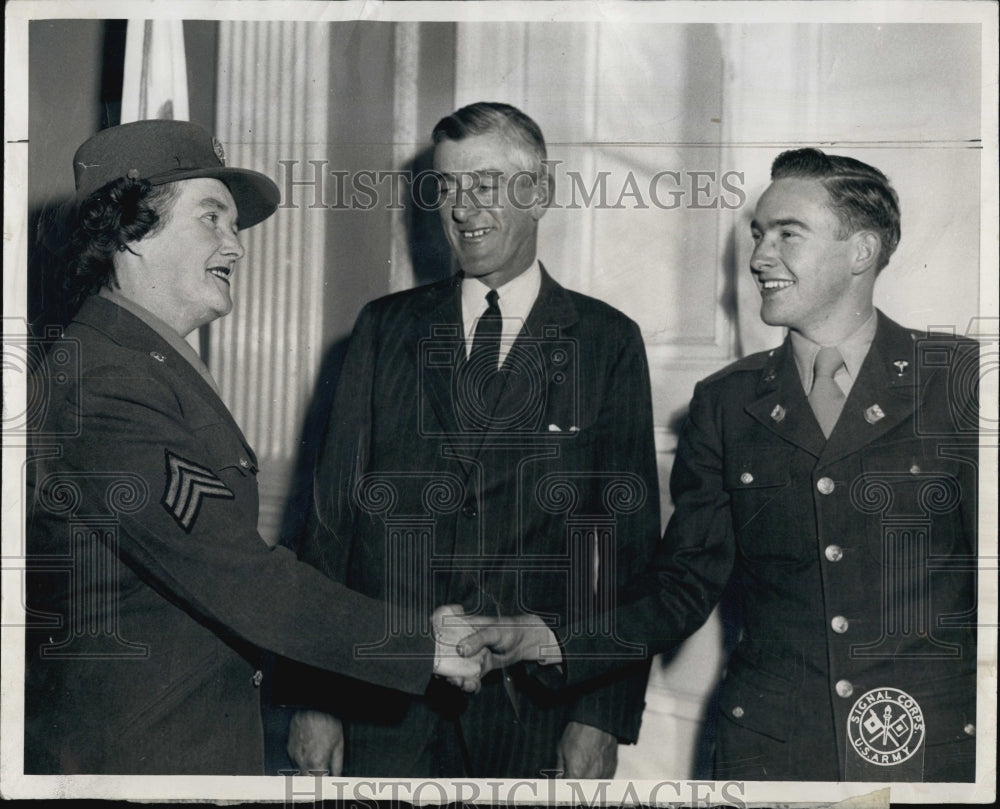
[850,230,880,276]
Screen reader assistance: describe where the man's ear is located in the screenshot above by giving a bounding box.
[850,230,880,275]
[530,167,554,222]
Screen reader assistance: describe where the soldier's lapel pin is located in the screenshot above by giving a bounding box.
[770,404,786,422]
[864,404,885,424]
[893,360,909,376]
[150,351,166,363]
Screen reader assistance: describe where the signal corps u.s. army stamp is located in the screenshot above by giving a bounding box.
[848,687,926,766]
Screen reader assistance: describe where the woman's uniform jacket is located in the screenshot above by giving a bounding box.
[24,296,435,775]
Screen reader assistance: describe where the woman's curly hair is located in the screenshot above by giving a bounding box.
[63,176,178,316]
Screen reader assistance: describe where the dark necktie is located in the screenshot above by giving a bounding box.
[808,346,847,438]
[470,289,502,372]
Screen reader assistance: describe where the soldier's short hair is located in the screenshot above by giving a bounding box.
[771,147,901,272]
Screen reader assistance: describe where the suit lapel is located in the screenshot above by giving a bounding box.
[818,312,919,467]
[744,341,827,458]
[403,276,479,473]
[490,265,579,427]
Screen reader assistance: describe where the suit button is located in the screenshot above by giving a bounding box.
[824,544,844,562]
[831,615,849,634]
[740,472,754,484]
[909,464,921,474]
[252,670,263,688]
[462,503,478,518]
[731,706,744,718]
[964,723,975,736]
[817,477,835,495]
[835,679,854,698]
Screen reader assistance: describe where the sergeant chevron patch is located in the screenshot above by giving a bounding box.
[162,449,234,533]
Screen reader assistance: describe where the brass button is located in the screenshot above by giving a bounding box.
[239,457,250,469]
[740,472,754,485]
[731,706,744,718]
[831,615,849,634]
[825,544,844,562]
[817,477,835,495]
[910,464,921,474]
[835,679,854,698]
[963,723,975,736]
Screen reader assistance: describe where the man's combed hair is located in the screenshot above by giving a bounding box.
[64,177,177,316]
[771,148,901,272]
[432,102,547,171]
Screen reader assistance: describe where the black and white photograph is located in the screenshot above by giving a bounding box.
[2,1,996,805]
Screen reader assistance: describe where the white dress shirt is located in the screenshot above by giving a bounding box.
[460,261,542,369]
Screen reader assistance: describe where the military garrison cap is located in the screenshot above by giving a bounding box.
[73,119,280,229]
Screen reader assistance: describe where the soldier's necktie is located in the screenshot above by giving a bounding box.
[470,289,502,372]
[808,346,847,438]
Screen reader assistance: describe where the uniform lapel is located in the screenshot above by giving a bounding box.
[817,312,919,467]
[77,296,259,466]
[744,340,827,459]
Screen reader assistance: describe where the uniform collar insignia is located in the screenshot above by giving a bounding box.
[864,403,885,424]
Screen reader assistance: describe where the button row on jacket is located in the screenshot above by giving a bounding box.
[824,544,843,562]
[835,679,854,698]
[817,476,835,495]
[831,615,849,634]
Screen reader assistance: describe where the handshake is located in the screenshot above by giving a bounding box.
[431,604,563,693]
[286,606,566,774]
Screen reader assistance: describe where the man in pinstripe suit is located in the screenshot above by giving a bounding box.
[287,102,661,778]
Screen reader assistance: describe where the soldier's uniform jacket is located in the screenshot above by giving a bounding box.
[25,296,434,775]
[561,310,978,781]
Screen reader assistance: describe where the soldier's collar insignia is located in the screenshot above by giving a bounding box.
[893,360,909,377]
[864,404,885,424]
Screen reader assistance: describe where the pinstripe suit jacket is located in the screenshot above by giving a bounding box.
[298,267,661,776]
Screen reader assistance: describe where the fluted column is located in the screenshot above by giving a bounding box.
[209,21,330,542]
